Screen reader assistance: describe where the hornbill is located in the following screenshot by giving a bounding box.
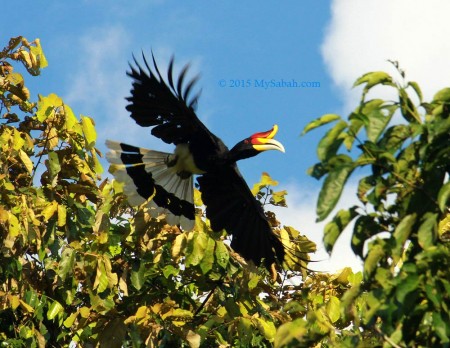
[106,54,287,271]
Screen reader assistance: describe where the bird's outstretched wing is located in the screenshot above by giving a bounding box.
[106,140,195,230]
[126,53,216,147]
[197,166,285,268]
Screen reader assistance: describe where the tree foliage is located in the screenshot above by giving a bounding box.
[1,36,448,347]
[0,36,358,348]
[304,62,450,347]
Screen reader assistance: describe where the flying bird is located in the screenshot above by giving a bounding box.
[106,54,287,271]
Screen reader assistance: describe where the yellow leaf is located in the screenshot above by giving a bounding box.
[79,306,90,318]
[19,149,33,174]
[172,233,187,259]
[8,213,20,237]
[8,295,20,309]
[12,129,25,150]
[42,201,58,221]
[63,104,78,131]
[0,206,9,222]
[81,115,97,149]
[194,188,203,206]
[19,299,34,313]
[186,330,201,348]
[57,204,66,227]
[37,93,62,121]
[260,172,278,187]
[135,306,149,319]
[63,312,78,328]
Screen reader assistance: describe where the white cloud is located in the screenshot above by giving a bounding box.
[273,180,363,274]
[64,26,162,150]
[322,0,450,113]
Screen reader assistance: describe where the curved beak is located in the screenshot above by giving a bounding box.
[251,125,285,153]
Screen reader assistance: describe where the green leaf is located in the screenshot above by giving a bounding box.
[47,300,64,320]
[399,88,421,123]
[353,71,394,91]
[186,231,207,267]
[351,215,379,258]
[301,114,341,135]
[393,214,417,260]
[408,81,423,103]
[317,120,347,161]
[131,261,145,290]
[316,155,354,222]
[363,242,385,276]
[215,241,229,269]
[326,296,340,323]
[47,151,61,179]
[255,317,276,341]
[274,319,307,348]
[418,213,438,249]
[395,273,420,303]
[438,181,450,213]
[433,312,450,343]
[199,237,215,274]
[433,87,450,103]
[323,206,358,253]
[248,273,261,290]
[364,100,396,142]
[58,248,75,282]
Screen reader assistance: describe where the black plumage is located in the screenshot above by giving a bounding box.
[106,53,287,269]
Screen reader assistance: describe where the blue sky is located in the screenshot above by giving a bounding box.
[4,0,450,272]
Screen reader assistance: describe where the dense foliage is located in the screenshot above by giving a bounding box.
[303,63,450,346]
[0,37,448,347]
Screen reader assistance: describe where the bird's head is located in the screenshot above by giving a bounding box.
[230,125,285,162]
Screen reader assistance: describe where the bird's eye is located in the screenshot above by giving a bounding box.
[244,139,249,144]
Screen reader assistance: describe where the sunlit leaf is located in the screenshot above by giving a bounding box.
[353,71,394,91]
[8,212,20,237]
[42,201,58,221]
[433,87,450,103]
[47,300,64,320]
[301,113,341,135]
[81,115,97,149]
[36,93,62,121]
[326,296,340,323]
[18,149,33,174]
[200,237,215,274]
[215,241,229,269]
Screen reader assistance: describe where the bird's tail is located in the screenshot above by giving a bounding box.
[105,140,195,230]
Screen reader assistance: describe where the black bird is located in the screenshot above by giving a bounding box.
[106,54,286,270]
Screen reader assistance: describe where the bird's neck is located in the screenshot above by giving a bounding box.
[227,144,255,163]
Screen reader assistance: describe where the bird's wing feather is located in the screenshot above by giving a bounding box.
[126,53,217,147]
[197,166,285,268]
[106,140,195,230]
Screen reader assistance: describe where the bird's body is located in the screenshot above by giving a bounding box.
[106,54,287,270]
